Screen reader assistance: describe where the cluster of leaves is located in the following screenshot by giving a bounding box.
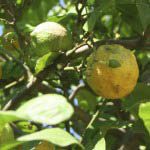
[0,0,150,150]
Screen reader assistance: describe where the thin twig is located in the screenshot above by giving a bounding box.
[4,76,24,90]
[69,84,85,101]
[94,38,143,49]
[0,18,14,25]
[2,76,36,111]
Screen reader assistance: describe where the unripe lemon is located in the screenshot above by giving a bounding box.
[30,21,72,57]
[86,44,139,99]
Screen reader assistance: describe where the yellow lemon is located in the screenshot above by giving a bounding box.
[86,44,139,99]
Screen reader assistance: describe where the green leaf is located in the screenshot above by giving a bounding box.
[108,59,121,68]
[16,94,74,125]
[82,109,130,150]
[87,0,95,5]
[35,52,58,73]
[95,0,115,12]
[84,0,116,32]
[139,102,150,134]
[123,83,150,111]
[18,0,57,26]
[0,141,22,150]
[1,128,82,150]
[0,111,22,128]
[82,111,107,150]
[137,51,150,70]
[18,128,81,147]
[93,138,106,150]
[0,94,74,127]
[83,11,100,32]
[116,0,150,33]
[136,1,150,30]
[2,61,23,80]
[83,127,104,150]
[47,13,77,24]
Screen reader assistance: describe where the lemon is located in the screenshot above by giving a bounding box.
[30,21,72,57]
[86,44,139,99]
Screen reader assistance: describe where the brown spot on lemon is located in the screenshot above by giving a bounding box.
[86,44,139,99]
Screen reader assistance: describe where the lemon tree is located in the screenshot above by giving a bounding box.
[0,0,149,150]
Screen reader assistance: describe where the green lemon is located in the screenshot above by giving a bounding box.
[30,21,72,57]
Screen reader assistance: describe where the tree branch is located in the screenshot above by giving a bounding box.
[35,82,57,94]
[2,76,36,110]
[94,37,143,49]
[69,84,85,101]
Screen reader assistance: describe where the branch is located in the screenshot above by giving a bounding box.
[3,77,24,90]
[69,84,85,101]
[0,18,14,25]
[94,38,143,49]
[36,82,57,94]
[3,76,36,110]
[68,83,91,125]
[66,37,149,61]
[66,44,92,59]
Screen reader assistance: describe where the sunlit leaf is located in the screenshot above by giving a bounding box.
[17,94,74,125]
[139,102,150,134]
[93,138,105,150]
[0,111,22,127]
[35,52,58,73]
[0,128,82,150]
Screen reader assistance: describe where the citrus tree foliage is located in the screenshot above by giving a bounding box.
[0,0,150,150]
